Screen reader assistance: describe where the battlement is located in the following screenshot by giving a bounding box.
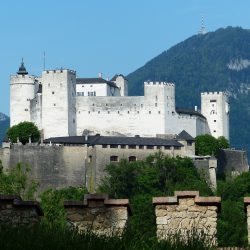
[201,91,227,96]
[43,69,76,75]
[144,81,175,87]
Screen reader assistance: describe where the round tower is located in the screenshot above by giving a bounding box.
[10,59,36,126]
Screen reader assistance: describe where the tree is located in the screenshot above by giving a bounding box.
[0,162,38,200]
[195,134,229,157]
[7,121,40,144]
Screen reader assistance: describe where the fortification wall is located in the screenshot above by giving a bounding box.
[217,149,249,177]
[64,194,130,236]
[0,195,43,228]
[153,191,221,245]
[0,145,87,193]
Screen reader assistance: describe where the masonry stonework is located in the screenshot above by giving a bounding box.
[64,194,131,236]
[153,191,221,245]
[0,195,43,227]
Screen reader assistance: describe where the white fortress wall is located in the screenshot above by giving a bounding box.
[30,93,42,130]
[67,71,77,137]
[201,92,229,140]
[10,75,36,126]
[41,69,76,139]
[76,95,166,137]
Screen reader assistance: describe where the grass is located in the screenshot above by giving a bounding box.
[0,225,215,250]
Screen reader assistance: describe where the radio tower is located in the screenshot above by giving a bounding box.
[199,15,207,35]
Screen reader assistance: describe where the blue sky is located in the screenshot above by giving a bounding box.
[0,0,249,115]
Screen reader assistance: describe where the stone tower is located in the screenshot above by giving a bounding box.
[10,60,36,126]
[111,74,128,96]
[41,69,76,139]
[201,92,230,140]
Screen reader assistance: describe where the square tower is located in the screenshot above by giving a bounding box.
[41,69,76,139]
[201,92,229,140]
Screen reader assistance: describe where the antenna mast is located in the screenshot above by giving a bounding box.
[43,51,46,71]
[199,15,207,35]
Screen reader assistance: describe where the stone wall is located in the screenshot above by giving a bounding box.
[0,145,87,193]
[153,191,221,245]
[0,195,43,227]
[244,197,250,245]
[217,149,249,177]
[64,194,131,236]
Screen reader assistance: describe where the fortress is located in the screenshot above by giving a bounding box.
[10,60,230,140]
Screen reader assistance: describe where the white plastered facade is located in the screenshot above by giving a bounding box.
[10,67,230,140]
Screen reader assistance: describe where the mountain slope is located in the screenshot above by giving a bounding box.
[0,113,10,144]
[127,26,250,155]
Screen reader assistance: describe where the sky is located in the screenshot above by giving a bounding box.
[0,0,249,115]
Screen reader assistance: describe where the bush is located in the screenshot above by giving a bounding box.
[7,121,40,144]
[195,134,229,156]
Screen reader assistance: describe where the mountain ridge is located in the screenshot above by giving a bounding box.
[0,112,10,144]
[127,26,250,155]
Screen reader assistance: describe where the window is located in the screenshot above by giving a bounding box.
[110,145,118,148]
[141,104,143,107]
[187,141,193,146]
[147,145,154,149]
[157,146,162,149]
[149,111,151,114]
[52,91,55,94]
[48,83,50,87]
[88,111,90,114]
[214,120,216,122]
[54,104,56,106]
[110,156,118,162]
[120,145,126,149]
[81,92,84,96]
[78,111,80,114]
[158,111,161,114]
[127,111,130,114]
[139,145,144,149]
[137,111,140,114]
[102,145,107,148]
[88,92,96,96]
[213,130,216,133]
[98,111,100,114]
[73,119,75,123]
[155,103,157,107]
[118,111,120,114]
[120,104,123,106]
[128,145,136,149]
[24,109,28,111]
[164,146,171,150]
[108,111,110,114]
[129,156,137,162]
[88,156,92,163]
[174,146,181,150]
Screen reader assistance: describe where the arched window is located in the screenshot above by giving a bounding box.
[128,156,137,162]
[88,156,92,163]
[110,156,118,162]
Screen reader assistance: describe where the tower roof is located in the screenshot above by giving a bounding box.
[17,58,28,75]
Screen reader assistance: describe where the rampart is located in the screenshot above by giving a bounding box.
[64,194,131,236]
[153,191,221,245]
[0,195,43,227]
[0,145,87,193]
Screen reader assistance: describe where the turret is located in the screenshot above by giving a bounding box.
[201,92,230,140]
[10,59,36,126]
[111,74,128,96]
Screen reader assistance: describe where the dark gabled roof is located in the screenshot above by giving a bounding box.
[176,108,206,119]
[76,78,118,88]
[176,130,195,141]
[110,74,126,81]
[44,135,183,147]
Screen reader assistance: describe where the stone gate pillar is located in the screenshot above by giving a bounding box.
[244,197,250,245]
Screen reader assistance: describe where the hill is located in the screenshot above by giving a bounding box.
[0,113,10,144]
[127,26,250,156]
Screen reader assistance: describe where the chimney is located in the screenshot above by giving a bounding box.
[98,72,102,78]
[194,106,198,111]
[29,136,31,144]
[85,135,88,141]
